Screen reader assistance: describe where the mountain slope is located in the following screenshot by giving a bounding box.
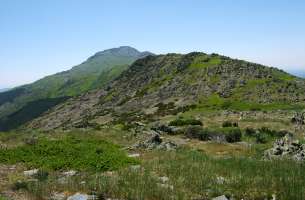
[29,52,305,131]
[0,88,10,92]
[0,46,152,131]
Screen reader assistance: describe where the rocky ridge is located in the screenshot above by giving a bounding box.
[28,52,305,131]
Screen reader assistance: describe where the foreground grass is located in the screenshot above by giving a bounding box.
[22,149,305,200]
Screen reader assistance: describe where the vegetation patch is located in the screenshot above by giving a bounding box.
[0,137,138,171]
[198,94,305,111]
[222,121,239,128]
[169,118,203,126]
[245,127,291,144]
[189,54,222,69]
[185,127,242,143]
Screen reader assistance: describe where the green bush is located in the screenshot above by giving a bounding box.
[185,127,241,143]
[169,118,203,126]
[223,128,242,143]
[184,126,209,140]
[245,127,256,137]
[12,181,28,191]
[258,127,288,137]
[33,169,49,181]
[222,121,238,128]
[0,137,138,171]
[255,133,269,144]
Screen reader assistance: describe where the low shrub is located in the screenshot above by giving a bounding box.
[223,128,242,143]
[184,126,209,140]
[244,127,291,143]
[222,121,238,128]
[33,169,49,181]
[12,181,28,191]
[0,137,138,171]
[245,127,256,137]
[255,133,268,144]
[185,127,241,143]
[169,118,203,126]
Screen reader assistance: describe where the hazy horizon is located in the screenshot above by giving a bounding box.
[1,0,305,88]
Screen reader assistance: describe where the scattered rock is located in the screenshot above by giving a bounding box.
[67,193,97,200]
[216,176,225,184]
[152,124,184,135]
[133,133,178,151]
[212,195,229,200]
[264,134,305,161]
[158,176,169,183]
[135,121,146,126]
[51,192,66,200]
[63,170,77,177]
[103,171,116,177]
[157,183,174,190]
[156,141,178,151]
[23,169,39,176]
[129,165,141,171]
[128,153,140,158]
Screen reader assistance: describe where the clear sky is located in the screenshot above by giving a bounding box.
[1,0,305,88]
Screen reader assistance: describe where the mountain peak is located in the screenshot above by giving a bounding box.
[90,46,152,59]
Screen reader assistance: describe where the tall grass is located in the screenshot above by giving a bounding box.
[24,149,305,200]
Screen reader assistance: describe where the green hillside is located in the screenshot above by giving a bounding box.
[29,52,305,131]
[0,46,152,131]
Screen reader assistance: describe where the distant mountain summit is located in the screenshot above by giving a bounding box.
[89,46,152,59]
[0,46,152,131]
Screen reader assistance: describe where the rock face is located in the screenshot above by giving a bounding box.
[264,134,305,161]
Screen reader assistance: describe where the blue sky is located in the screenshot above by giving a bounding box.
[1,0,305,88]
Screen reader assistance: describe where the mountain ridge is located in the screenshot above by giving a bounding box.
[28,52,305,131]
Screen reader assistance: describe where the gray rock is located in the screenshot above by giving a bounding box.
[212,195,229,200]
[63,170,77,177]
[51,192,66,200]
[24,169,39,176]
[157,183,174,190]
[128,153,140,158]
[158,176,169,183]
[130,165,141,171]
[67,193,97,200]
[156,141,178,151]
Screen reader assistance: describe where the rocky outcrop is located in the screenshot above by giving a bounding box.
[133,132,178,151]
[264,134,305,161]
